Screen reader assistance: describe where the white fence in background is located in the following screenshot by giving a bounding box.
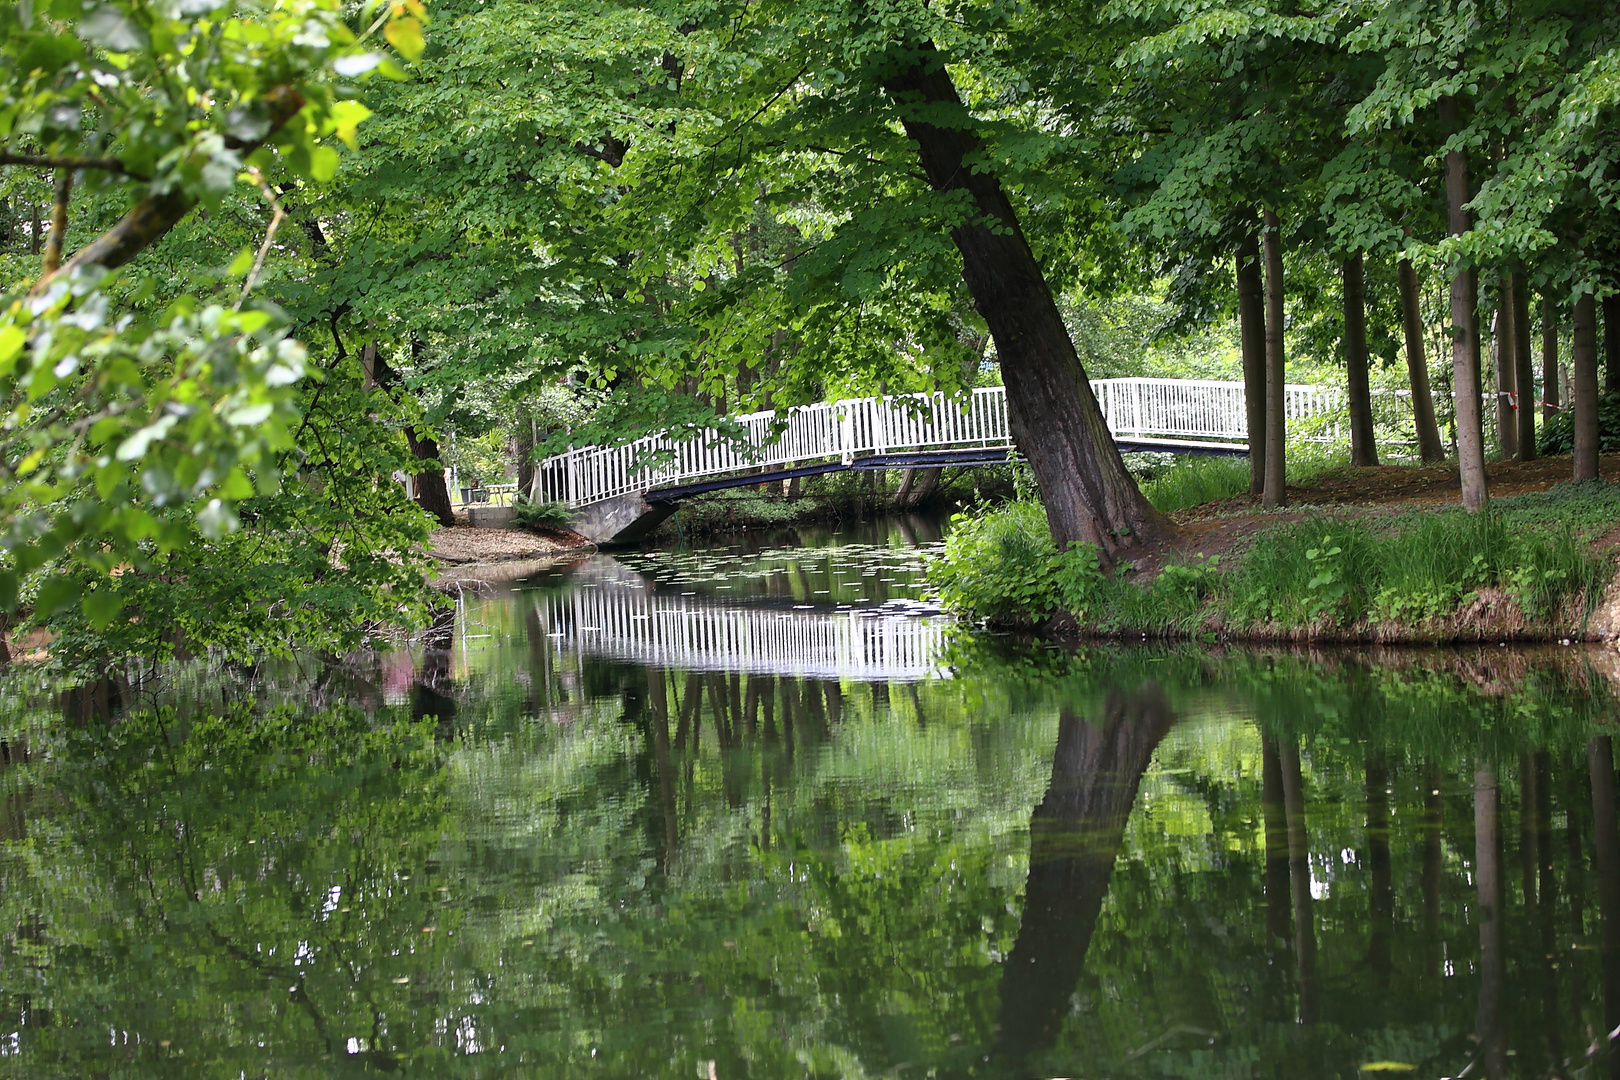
[543,583,950,682]
[534,378,1357,509]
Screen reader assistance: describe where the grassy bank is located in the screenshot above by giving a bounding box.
[929,479,1620,643]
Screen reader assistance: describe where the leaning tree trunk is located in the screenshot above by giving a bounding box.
[1440,96,1488,510]
[1398,256,1446,463]
[1237,228,1268,494]
[1343,253,1378,466]
[1542,294,1560,421]
[1494,289,1518,461]
[881,45,1170,560]
[1262,208,1288,508]
[1574,292,1601,481]
[1514,276,1536,459]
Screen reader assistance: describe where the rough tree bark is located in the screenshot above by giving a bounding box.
[1440,96,1488,510]
[1398,256,1447,463]
[1514,277,1536,459]
[1605,296,1620,394]
[1343,253,1378,466]
[1574,293,1601,481]
[365,340,459,526]
[1543,294,1560,421]
[1494,289,1518,461]
[1262,208,1288,508]
[881,44,1170,561]
[1237,229,1268,493]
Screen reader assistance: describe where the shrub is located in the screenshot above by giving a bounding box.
[513,496,576,533]
[1538,393,1620,455]
[929,501,1060,621]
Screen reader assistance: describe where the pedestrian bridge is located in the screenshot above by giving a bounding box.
[534,379,1346,543]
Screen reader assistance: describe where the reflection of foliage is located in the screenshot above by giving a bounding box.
[0,704,454,1073]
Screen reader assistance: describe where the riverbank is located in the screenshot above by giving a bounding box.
[428,523,592,565]
[935,456,1620,645]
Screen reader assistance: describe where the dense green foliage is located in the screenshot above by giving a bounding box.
[933,483,1620,635]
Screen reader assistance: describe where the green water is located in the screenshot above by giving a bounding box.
[2,521,1620,1079]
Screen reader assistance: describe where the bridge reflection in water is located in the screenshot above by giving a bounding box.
[528,558,951,683]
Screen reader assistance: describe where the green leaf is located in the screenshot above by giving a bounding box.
[82,590,123,631]
[384,16,425,62]
[33,575,83,619]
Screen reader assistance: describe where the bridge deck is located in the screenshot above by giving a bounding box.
[643,438,1247,503]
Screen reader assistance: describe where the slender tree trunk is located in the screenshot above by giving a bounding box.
[1494,293,1518,461]
[1262,208,1288,508]
[1574,292,1601,481]
[1543,294,1561,421]
[1343,253,1378,466]
[1605,296,1620,394]
[1514,281,1536,458]
[1440,96,1488,509]
[882,45,1170,561]
[1237,229,1268,493]
[1398,257,1446,463]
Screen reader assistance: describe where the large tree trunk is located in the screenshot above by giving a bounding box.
[1543,294,1560,421]
[1494,291,1518,461]
[1262,208,1288,508]
[402,428,458,526]
[1440,96,1488,509]
[1237,229,1268,493]
[1343,253,1378,466]
[1514,278,1536,459]
[1398,256,1447,463]
[1574,292,1601,481]
[1605,295,1620,394]
[882,46,1170,561]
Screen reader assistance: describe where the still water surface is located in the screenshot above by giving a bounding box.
[3,518,1620,1078]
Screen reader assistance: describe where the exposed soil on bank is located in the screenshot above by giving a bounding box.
[428,524,592,566]
[1132,452,1620,577]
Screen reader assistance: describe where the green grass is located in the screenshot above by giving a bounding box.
[1140,457,1250,513]
[930,481,1620,635]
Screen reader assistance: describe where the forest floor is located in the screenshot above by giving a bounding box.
[1133,452,1620,575]
[428,524,591,565]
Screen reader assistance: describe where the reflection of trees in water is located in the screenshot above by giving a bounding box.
[993,683,1173,1070]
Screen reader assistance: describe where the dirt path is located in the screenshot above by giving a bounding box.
[428,525,592,565]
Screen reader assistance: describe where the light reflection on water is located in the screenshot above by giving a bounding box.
[1,518,1620,1079]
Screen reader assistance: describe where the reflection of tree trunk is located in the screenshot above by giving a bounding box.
[993,687,1175,1066]
[1520,753,1540,907]
[1424,764,1444,960]
[1262,738,1291,944]
[1475,766,1506,1080]
[1366,754,1392,978]
[1533,752,1565,1073]
[1591,737,1620,1076]
[647,668,679,869]
[1280,743,1318,1023]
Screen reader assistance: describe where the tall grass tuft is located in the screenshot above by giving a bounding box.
[1140,456,1250,513]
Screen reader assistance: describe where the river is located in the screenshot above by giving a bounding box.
[2,515,1619,1078]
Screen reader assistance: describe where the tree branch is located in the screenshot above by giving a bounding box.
[34,169,75,291]
[0,151,148,179]
[43,84,306,287]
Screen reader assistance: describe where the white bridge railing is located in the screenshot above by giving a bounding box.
[535,379,1348,508]
[540,572,950,682]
